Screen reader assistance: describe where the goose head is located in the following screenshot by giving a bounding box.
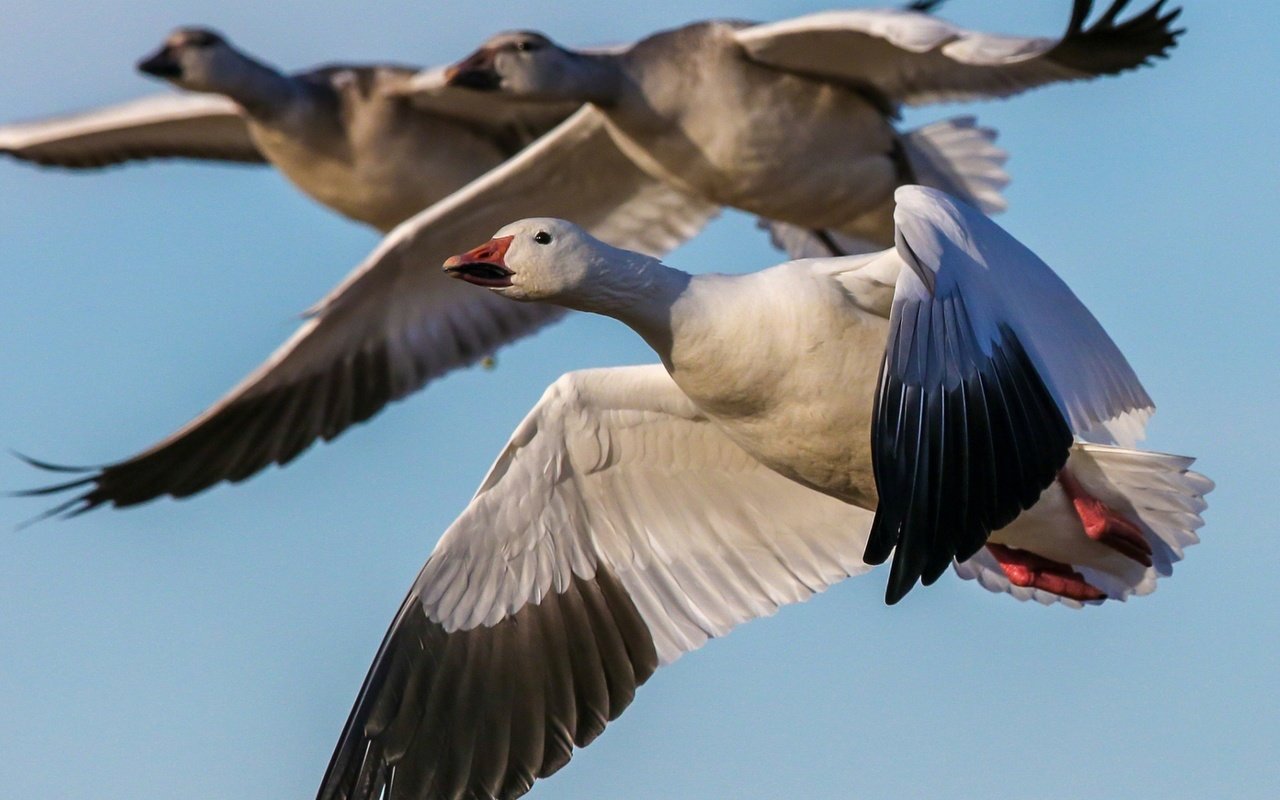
[136,27,248,93]
[444,32,616,103]
[444,218,605,302]
[446,216,675,313]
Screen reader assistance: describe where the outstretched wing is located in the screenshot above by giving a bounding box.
[318,365,875,800]
[736,0,1182,106]
[862,186,1152,604]
[26,107,718,515]
[0,92,264,168]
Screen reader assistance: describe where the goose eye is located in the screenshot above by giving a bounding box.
[533,231,552,245]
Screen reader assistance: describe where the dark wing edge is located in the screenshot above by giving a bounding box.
[1046,0,1184,78]
[13,301,565,518]
[1,141,268,169]
[863,282,1073,605]
[317,563,658,800]
[1,142,267,167]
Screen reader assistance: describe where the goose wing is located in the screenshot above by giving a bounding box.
[0,92,264,168]
[317,365,874,800]
[860,186,1152,603]
[735,1,1182,106]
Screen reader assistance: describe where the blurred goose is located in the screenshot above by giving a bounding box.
[444,0,1182,256]
[312,187,1211,800]
[0,27,576,232]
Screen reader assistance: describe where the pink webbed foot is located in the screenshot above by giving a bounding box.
[1058,469,1153,567]
[986,543,1107,602]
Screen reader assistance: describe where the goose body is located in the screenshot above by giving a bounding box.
[446,0,1182,247]
[309,187,1211,800]
[602,21,899,233]
[446,186,1196,601]
[237,65,520,231]
[657,260,888,506]
[1,28,572,231]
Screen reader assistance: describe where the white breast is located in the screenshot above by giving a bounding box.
[665,263,890,506]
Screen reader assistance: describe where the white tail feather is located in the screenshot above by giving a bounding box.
[954,443,1213,607]
[902,115,1009,214]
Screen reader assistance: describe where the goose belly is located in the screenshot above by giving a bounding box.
[610,70,899,233]
[248,114,508,232]
[727,380,882,510]
[669,272,890,509]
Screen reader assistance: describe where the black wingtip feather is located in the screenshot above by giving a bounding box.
[14,496,91,531]
[8,448,100,473]
[1052,0,1184,76]
[870,307,1073,604]
[904,0,947,13]
[7,449,108,524]
[316,566,656,800]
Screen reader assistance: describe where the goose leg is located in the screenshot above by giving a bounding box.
[1057,468,1153,566]
[985,543,1106,602]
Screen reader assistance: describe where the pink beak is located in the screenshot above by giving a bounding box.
[443,236,515,288]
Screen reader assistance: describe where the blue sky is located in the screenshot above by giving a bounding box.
[1,1,1276,797]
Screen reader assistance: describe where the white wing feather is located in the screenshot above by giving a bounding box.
[419,365,874,664]
[892,185,1153,446]
[0,92,262,166]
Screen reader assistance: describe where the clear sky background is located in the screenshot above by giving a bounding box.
[0,1,1275,798]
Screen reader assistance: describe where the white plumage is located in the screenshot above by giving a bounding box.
[315,186,1211,800]
[421,364,875,659]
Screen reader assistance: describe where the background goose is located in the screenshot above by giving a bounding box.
[313,188,1210,799]
[3,3,1272,800]
[444,0,1181,257]
[0,27,577,232]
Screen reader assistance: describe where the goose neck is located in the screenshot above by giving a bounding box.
[568,52,625,106]
[573,255,691,357]
[222,54,298,118]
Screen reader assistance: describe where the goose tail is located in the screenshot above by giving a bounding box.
[902,115,1009,215]
[955,443,1213,608]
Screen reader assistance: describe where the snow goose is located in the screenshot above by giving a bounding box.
[444,0,1181,255]
[310,187,1211,800]
[0,27,576,232]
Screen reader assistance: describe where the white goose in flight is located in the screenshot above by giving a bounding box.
[0,26,576,232]
[23,1,1179,514]
[444,0,1182,256]
[313,187,1211,800]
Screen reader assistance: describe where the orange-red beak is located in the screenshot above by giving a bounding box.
[444,236,515,287]
[444,47,501,89]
